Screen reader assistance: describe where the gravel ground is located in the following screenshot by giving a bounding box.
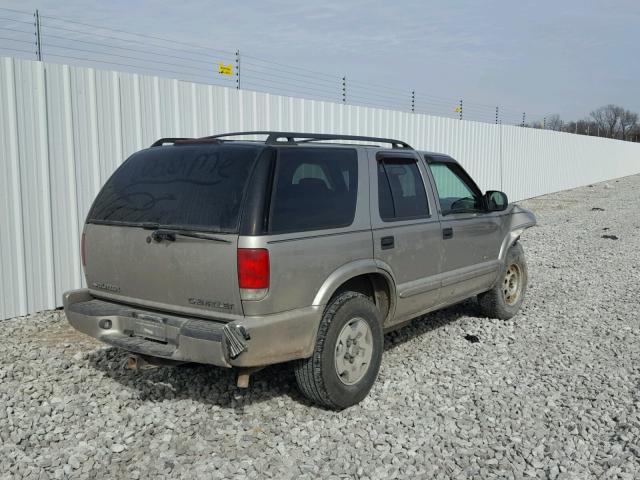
[2,175,639,480]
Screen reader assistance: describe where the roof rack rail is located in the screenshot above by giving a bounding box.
[151,137,189,147]
[150,137,221,147]
[204,131,413,149]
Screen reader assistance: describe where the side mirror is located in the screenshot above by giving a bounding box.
[485,190,509,211]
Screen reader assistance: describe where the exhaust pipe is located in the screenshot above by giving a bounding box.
[236,366,264,388]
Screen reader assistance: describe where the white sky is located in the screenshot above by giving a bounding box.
[1,0,638,121]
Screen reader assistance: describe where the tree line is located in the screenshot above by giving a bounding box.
[527,105,639,142]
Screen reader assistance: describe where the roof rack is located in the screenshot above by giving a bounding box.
[204,131,413,149]
[150,137,221,147]
[151,132,413,149]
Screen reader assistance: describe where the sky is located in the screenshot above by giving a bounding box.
[2,0,638,122]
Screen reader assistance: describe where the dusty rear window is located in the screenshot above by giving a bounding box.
[87,144,262,232]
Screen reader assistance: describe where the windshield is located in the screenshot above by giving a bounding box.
[87,144,262,233]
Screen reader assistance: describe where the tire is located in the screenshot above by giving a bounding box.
[294,292,383,409]
[477,242,528,320]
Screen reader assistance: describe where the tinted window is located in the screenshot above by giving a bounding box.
[269,148,358,233]
[377,158,429,221]
[429,162,482,213]
[87,144,262,232]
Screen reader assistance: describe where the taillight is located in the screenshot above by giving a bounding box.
[80,233,86,268]
[237,248,269,300]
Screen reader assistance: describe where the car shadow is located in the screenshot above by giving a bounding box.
[85,347,296,409]
[383,298,479,352]
[84,299,480,409]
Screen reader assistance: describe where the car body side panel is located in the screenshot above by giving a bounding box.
[311,259,396,308]
[376,220,443,324]
[421,154,499,301]
[368,149,444,327]
[239,146,374,316]
[439,213,503,268]
[436,213,503,300]
[240,229,374,316]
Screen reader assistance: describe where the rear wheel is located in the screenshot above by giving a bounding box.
[294,292,383,409]
[478,242,528,320]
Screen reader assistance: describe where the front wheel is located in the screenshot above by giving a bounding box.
[294,292,383,409]
[478,242,528,320]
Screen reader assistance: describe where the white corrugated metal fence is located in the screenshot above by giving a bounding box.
[1,56,639,319]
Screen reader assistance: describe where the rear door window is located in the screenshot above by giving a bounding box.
[377,158,429,221]
[87,144,262,232]
[269,147,358,233]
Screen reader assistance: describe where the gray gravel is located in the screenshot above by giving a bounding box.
[2,175,639,479]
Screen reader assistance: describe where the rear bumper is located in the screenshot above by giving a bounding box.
[63,289,322,368]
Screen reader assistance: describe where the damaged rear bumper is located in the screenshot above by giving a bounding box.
[63,289,322,368]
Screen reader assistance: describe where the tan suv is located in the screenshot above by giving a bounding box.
[64,132,536,408]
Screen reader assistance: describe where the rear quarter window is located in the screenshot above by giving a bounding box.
[269,147,358,234]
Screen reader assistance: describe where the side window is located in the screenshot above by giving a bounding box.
[269,148,358,233]
[377,158,429,221]
[429,162,482,214]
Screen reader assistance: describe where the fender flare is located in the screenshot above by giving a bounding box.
[312,259,397,319]
[498,205,537,261]
[498,228,525,261]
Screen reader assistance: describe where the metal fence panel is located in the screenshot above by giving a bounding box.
[0,57,28,317]
[13,59,56,315]
[1,56,639,320]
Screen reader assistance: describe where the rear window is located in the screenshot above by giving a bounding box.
[87,144,262,232]
[269,147,358,233]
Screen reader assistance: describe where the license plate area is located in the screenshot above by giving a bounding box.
[133,314,167,342]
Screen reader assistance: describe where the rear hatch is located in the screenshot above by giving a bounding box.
[83,142,263,319]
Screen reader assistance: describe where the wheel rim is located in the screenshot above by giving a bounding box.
[502,263,522,305]
[334,317,373,385]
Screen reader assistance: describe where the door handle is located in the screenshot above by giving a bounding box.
[380,236,395,250]
[442,227,453,240]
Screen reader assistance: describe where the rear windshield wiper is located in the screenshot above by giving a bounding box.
[146,227,231,244]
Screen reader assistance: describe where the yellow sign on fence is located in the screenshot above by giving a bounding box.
[218,63,233,76]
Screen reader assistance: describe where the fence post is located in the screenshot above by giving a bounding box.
[521,112,526,127]
[411,91,415,113]
[459,99,463,120]
[495,106,499,124]
[34,9,42,61]
[499,120,503,192]
[342,77,346,103]
[235,50,241,89]
[543,117,546,129]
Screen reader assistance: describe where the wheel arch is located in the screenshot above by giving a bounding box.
[498,205,537,261]
[312,259,397,324]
